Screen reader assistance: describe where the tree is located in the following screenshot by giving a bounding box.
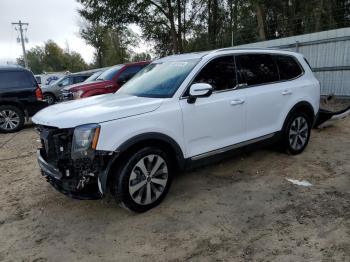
[17,40,87,74]
[80,21,138,67]
[77,0,350,56]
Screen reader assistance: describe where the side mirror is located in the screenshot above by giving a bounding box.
[187,83,213,104]
[57,83,63,87]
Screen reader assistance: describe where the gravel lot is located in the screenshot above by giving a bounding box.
[0,108,349,261]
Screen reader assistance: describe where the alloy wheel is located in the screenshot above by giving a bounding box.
[0,110,20,131]
[288,116,309,151]
[44,94,54,105]
[128,154,168,205]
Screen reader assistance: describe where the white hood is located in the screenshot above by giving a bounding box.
[32,93,164,128]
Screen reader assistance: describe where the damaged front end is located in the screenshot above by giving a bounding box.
[36,124,113,200]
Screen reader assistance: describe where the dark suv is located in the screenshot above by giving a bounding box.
[0,65,47,133]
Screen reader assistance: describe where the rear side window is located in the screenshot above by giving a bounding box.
[73,75,87,84]
[0,71,35,89]
[118,65,145,83]
[236,54,279,86]
[274,55,303,80]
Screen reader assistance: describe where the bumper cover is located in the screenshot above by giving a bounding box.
[37,149,102,200]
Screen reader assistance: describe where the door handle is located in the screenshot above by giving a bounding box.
[282,90,292,95]
[230,99,245,105]
[105,85,113,88]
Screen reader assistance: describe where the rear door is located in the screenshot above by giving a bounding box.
[180,55,247,157]
[236,54,285,140]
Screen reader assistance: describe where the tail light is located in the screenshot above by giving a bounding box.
[35,86,43,101]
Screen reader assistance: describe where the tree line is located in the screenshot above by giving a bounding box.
[78,0,350,56]
[18,0,350,73]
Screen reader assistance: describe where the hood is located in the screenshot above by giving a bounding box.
[63,80,109,92]
[32,93,164,128]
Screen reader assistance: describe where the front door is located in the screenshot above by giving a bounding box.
[180,55,247,158]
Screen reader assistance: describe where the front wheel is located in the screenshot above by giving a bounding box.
[111,147,173,213]
[282,112,311,155]
[44,93,56,105]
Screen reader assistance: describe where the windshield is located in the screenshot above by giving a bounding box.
[96,65,123,81]
[117,59,199,98]
[84,71,103,82]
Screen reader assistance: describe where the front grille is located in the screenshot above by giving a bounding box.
[61,90,73,101]
[38,125,73,165]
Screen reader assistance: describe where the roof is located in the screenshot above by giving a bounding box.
[0,64,26,71]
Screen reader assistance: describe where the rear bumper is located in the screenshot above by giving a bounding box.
[37,149,102,200]
[26,101,48,116]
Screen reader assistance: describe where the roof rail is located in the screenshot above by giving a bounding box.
[210,47,283,54]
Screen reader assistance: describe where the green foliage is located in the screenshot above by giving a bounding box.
[80,21,143,67]
[77,0,350,56]
[17,40,87,74]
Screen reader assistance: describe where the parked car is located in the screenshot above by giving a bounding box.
[61,61,149,101]
[33,49,320,212]
[0,65,46,133]
[41,72,93,105]
[35,72,68,87]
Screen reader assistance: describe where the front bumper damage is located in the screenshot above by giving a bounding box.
[36,126,115,200]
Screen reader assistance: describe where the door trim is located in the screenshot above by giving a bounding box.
[190,133,275,160]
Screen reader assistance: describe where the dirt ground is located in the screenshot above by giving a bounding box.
[0,106,349,261]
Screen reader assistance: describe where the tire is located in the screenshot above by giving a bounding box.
[44,93,56,105]
[0,105,25,133]
[282,112,311,155]
[111,146,173,213]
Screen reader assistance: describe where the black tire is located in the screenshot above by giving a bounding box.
[111,146,173,213]
[282,111,311,155]
[0,105,25,133]
[44,93,56,105]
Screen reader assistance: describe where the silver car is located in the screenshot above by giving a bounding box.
[41,73,92,105]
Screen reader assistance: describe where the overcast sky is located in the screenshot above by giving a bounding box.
[0,0,100,64]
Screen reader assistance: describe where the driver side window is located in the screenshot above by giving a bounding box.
[60,77,71,87]
[194,56,237,92]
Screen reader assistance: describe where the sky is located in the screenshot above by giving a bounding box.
[0,0,146,65]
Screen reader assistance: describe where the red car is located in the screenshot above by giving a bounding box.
[61,61,150,100]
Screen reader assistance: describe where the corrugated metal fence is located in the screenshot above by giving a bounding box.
[235,28,350,97]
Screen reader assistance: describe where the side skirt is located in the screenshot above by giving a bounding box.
[185,132,282,170]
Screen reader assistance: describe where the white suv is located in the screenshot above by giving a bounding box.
[33,48,320,212]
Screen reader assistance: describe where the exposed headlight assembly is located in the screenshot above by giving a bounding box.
[71,124,100,159]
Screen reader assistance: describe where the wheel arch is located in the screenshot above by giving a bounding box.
[0,100,26,117]
[100,132,186,194]
[282,101,316,131]
[43,92,57,100]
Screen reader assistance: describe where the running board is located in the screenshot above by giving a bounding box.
[191,133,275,161]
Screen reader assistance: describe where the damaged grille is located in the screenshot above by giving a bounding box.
[37,125,108,195]
[38,125,73,165]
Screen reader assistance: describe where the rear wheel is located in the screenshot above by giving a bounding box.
[111,147,173,213]
[282,112,311,155]
[0,105,25,133]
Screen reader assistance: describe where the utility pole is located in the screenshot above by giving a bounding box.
[12,20,29,68]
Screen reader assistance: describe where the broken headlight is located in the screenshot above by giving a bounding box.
[71,124,100,159]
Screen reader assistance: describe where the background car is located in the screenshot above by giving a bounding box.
[61,61,149,100]
[34,72,68,87]
[41,71,94,105]
[82,68,110,83]
[0,65,47,133]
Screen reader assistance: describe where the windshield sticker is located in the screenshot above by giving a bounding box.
[169,62,188,67]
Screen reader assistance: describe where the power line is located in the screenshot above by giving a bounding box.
[11,20,29,68]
